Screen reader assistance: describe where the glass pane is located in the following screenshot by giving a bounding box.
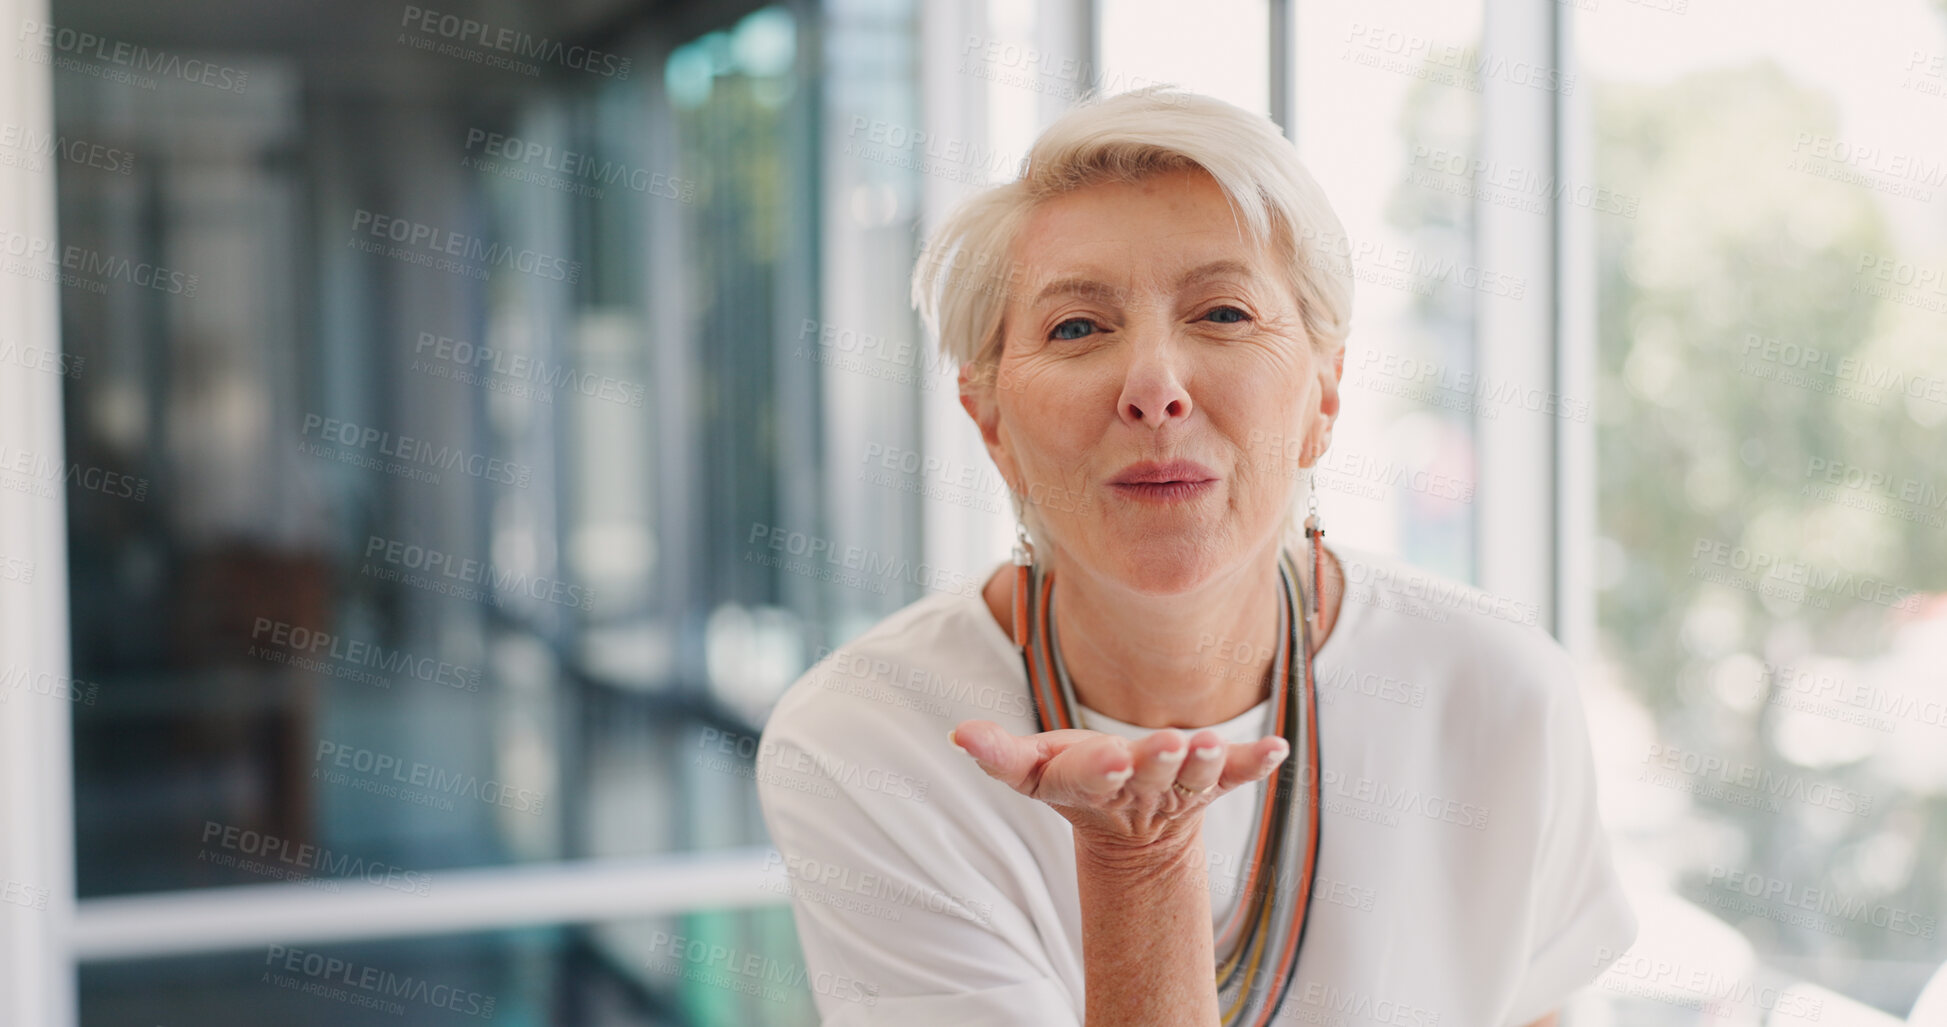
[1575,0,1947,1020]
[1096,0,1270,115]
[1295,0,1485,578]
[79,907,819,1027]
[803,0,932,645]
[48,0,911,912]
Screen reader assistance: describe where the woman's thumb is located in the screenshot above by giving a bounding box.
[949,720,1028,785]
[948,721,994,764]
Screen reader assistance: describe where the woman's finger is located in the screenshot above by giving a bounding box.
[1215,735,1290,792]
[1126,728,1190,795]
[946,720,1035,790]
[1039,733,1136,805]
[949,720,1110,796]
[1170,729,1229,796]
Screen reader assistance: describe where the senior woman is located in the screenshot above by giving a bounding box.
[756,86,1636,1027]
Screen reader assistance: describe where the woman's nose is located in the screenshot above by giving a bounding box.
[1115,341,1194,429]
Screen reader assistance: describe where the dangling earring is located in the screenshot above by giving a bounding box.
[1010,491,1035,648]
[1303,466,1326,640]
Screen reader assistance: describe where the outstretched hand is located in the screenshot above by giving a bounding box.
[948,720,1289,855]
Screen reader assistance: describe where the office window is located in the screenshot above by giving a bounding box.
[1575,1,1947,1019]
[1290,0,1488,579]
[46,0,914,1021]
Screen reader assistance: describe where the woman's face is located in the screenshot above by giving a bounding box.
[961,166,1344,595]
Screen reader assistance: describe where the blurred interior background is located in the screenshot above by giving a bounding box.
[1,0,1945,1023]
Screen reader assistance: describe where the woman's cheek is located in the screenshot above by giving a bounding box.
[1232,459,1283,521]
[1241,432,1304,513]
[1000,428,1069,509]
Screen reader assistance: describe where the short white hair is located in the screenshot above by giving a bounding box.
[911,85,1355,391]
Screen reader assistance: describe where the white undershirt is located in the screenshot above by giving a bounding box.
[756,542,1638,1026]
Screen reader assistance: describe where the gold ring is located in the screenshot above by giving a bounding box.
[1171,780,1214,798]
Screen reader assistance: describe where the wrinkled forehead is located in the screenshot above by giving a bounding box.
[1011,199,1282,308]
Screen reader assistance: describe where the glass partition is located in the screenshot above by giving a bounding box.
[45,0,918,1021]
[1573,0,1947,1019]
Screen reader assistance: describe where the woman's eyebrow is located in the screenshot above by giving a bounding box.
[1176,258,1255,290]
[1029,275,1125,307]
[1028,259,1257,307]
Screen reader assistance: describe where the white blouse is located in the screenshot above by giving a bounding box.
[755,542,1638,1026]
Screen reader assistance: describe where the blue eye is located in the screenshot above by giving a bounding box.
[1203,306,1250,324]
[1050,318,1097,341]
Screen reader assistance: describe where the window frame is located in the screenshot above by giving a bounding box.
[0,0,79,1018]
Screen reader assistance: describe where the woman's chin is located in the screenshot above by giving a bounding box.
[1095,543,1228,597]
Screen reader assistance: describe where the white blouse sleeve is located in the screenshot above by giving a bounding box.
[1501,647,1640,1025]
[756,691,1082,1027]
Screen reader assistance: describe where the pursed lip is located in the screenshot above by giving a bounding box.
[1108,459,1220,486]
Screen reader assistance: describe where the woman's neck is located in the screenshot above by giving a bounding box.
[988,534,1342,730]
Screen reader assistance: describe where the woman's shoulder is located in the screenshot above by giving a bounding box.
[1327,542,1579,715]
[1321,546,1602,829]
[754,585,1052,848]
[763,582,1038,755]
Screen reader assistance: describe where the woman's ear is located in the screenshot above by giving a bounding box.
[957,363,988,427]
[1316,347,1343,424]
[959,363,1018,485]
[1304,345,1344,467]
